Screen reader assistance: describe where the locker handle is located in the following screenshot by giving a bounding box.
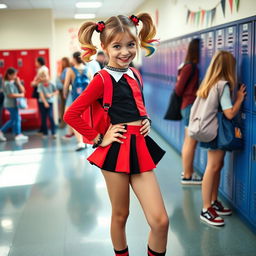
[253,145,256,161]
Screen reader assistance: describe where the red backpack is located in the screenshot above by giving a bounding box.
[82,67,143,144]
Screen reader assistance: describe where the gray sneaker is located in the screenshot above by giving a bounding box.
[0,131,7,142]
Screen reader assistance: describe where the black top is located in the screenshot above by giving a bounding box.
[106,75,147,124]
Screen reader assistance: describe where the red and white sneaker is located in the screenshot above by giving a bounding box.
[200,206,225,226]
[212,200,232,216]
[62,133,74,139]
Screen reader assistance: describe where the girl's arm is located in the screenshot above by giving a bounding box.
[8,93,24,98]
[15,77,25,93]
[223,85,246,120]
[64,74,104,141]
[175,64,194,96]
[63,68,73,98]
[39,92,49,107]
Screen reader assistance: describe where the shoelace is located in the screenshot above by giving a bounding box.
[213,201,224,210]
[208,207,219,218]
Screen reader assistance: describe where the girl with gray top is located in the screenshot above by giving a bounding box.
[0,68,28,142]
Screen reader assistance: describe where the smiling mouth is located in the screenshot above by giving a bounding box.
[118,56,131,62]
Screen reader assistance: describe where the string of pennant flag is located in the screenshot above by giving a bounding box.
[186,0,240,26]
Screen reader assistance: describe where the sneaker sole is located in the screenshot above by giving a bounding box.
[215,211,232,216]
[200,215,225,226]
[181,181,202,185]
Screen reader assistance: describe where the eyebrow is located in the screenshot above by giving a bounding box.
[111,40,136,45]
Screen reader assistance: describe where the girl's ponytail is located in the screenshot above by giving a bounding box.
[78,21,98,62]
[137,13,158,57]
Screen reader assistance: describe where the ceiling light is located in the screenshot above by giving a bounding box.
[0,3,7,9]
[74,13,96,19]
[76,2,102,8]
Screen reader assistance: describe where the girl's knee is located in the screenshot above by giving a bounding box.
[112,210,129,225]
[150,213,169,232]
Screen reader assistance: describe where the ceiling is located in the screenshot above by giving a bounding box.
[2,0,145,19]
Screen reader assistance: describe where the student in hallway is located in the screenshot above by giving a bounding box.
[64,13,169,256]
[0,68,28,142]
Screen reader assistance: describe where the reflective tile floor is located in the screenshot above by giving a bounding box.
[0,130,255,256]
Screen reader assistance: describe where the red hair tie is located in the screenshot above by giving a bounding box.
[96,21,105,33]
[129,15,139,26]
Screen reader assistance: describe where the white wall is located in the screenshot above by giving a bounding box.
[135,0,256,41]
[54,19,102,62]
[0,9,56,79]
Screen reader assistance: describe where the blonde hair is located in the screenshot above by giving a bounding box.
[197,51,236,98]
[78,13,157,62]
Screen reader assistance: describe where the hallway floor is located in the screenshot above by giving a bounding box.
[0,129,255,256]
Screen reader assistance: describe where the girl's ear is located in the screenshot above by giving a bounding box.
[101,43,108,55]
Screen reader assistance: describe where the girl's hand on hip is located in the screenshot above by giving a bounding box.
[101,124,127,147]
[140,119,151,136]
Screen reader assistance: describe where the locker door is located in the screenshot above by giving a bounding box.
[215,28,225,51]
[225,25,237,55]
[199,33,207,81]
[253,21,256,113]
[0,50,16,76]
[220,152,234,200]
[206,31,215,65]
[233,111,251,214]
[238,23,253,113]
[249,114,256,225]
[15,50,37,98]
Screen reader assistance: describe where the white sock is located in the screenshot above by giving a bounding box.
[202,208,208,212]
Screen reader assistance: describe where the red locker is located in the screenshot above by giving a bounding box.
[0,48,50,130]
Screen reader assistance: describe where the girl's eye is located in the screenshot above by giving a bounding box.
[113,45,120,49]
[128,42,135,47]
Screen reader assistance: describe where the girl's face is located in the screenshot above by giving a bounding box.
[103,32,137,69]
[9,72,17,80]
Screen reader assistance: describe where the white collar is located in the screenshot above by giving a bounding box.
[103,68,135,82]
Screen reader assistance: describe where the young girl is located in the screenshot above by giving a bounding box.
[0,68,28,142]
[63,52,90,151]
[197,51,246,226]
[64,13,169,256]
[175,38,202,185]
[37,72,58,138]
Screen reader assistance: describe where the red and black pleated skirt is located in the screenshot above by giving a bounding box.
[87,125,165,175]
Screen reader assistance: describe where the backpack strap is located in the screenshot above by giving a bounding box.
[71,66,79,76]
[130,67,143,88]
[96,69,113,112]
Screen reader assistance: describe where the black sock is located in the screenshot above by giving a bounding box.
[114,247,129,256]
[148,246,166,256]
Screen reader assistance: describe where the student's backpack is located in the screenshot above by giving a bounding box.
[188,80,227,142]
[82,67,143,143]
[71,66,89,99]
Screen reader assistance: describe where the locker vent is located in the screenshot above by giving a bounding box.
[241,31,249,54]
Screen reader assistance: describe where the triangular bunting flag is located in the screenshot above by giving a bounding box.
[229,0,233,13]
[235,0,239,11]
[211,8,216,24]
[221,0,226,17]
[201,10,205,25]
[186,10,190,23]
[191,12,195,24]
[206,11,209,27]
[196,11,200,26]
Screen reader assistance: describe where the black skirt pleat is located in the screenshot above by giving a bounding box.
[130,134,140,174]
[102,142,121,171]
[145,136,166,164]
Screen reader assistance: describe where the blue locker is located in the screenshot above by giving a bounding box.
[238,22,253,113]
[220,152,234,200]
[233,111,251,213]
[199,33,207,81]
[225,25,237,55]
[249,114,256,225]
[215,28,225,51]
[253,21,256,113]
[206,31,215,66]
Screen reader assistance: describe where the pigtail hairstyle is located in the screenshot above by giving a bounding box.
[137,13,158,57]
[78,21,98,62]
